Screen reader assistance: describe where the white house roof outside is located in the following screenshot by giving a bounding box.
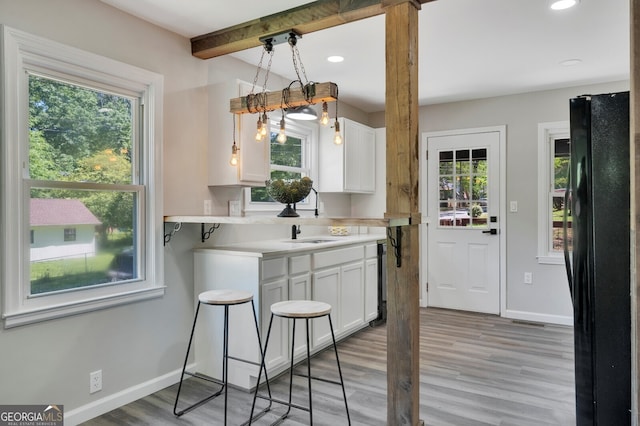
[30,199,102,226]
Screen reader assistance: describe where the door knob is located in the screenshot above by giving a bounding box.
[482,229,497,235]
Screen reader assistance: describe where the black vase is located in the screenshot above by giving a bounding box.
[277,203,298,217]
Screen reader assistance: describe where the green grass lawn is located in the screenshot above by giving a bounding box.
[30,231,132,294]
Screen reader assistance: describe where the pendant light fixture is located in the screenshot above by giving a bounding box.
[229,114,239,166]
[227,29,339,168]
[320,101,330,126]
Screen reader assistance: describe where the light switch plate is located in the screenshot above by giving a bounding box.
[228,200,242,217]
[509,201,518,213]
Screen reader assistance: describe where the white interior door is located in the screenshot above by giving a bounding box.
[421,128,503,314]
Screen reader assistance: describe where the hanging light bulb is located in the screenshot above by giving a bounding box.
[277,116,287,144]
[255,116,264,142]
[333,120,342,145]
[229,141,239,166]
[230,114,239,166]
[320,101,330,126]
[260,112,269,137]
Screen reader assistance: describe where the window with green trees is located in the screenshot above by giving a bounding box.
[28,74,140,294]
[2,26,163,327]
[249,120,312,205]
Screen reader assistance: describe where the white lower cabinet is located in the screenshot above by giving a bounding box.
[193,240,378,390]
[365,243,379,322]
[311,267,341,348]
[261,278,288,371]
[289,254,312,357]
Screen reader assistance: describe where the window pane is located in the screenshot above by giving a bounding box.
[270,133,302,168]
[251,129,307,203]
[30,189,138,295]
[552,138,572,252]
[29,74,134,184]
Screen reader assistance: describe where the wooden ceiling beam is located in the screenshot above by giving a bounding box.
[190,0,434,59]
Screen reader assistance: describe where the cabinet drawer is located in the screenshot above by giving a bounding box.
[313,246,364,269]
[365,243,378,259]
[289,254,311,275]
[262,257,287,280]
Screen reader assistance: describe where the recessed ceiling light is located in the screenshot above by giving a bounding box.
[550,0,579,10]
[327,55,344,63]
[560,58,583,66]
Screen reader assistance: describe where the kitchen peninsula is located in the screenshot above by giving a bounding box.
[190,233,385,390]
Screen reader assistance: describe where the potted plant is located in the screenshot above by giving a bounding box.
[265,177,313,217]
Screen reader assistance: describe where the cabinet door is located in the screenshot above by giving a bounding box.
[311,267,340,348]
[344,119,375,193]
[289,273,311,357]
[365,258,378,322]
[340,261,365,332]
[237,83,269,184]
[261,278,289,371]
[208,80,268,186]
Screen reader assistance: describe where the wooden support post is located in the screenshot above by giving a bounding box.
[632,1,640,423]
[384,1,421,424]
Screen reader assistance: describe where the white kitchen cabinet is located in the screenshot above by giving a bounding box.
[364,243,379,322]
[311,244,365,348]
[192,237,379,389]
[318,117,376,193]
[261,278,289,370]
[288,254,311,357]
[208,79,269,187]
[311,267,341,348]
[340,262,365,332]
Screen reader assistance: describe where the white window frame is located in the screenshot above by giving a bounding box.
[243,119,319,215]
[1,26,165,328]
[537,121,569,264]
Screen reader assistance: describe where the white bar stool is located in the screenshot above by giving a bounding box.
[248,300,351,425]
[174,289,272,425]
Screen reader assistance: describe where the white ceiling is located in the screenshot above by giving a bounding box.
[100,0,629,113]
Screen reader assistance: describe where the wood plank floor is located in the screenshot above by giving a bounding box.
[82,308,575,426]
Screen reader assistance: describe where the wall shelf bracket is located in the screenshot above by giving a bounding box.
[201,223,221,242]
[387,226,402,268]
[164,222,182,246]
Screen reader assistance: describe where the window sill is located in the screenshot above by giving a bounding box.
[2,286,165,328]
[537,255,565,265]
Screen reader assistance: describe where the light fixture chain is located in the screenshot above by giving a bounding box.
[250,47,267,95]
[290,43,309,87]
[262,50,274,93]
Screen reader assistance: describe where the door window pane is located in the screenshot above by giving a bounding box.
[438,149,488,228]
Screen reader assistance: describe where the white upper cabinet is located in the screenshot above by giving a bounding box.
[319,117,376,193]
[208,80,269,187]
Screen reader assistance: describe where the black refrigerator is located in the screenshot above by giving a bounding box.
[565,91,631,425]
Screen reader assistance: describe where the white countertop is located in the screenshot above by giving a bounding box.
[194,234,385,257]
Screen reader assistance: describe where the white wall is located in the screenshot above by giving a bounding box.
[371,80,629,323]
[0,0,207,423]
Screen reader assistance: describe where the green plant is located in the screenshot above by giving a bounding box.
[265,177,313,204]
[470,203,483,218]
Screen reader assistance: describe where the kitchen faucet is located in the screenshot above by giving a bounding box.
[292,224,301,240]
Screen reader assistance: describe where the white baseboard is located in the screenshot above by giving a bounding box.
[503,309,573,326]
[64,363,195,426]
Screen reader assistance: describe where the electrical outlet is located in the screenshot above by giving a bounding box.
[524,272,533,284]
[203,199,212,215]
[90,370,102,394]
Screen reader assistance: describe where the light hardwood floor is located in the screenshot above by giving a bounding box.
[82,308,575,426]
